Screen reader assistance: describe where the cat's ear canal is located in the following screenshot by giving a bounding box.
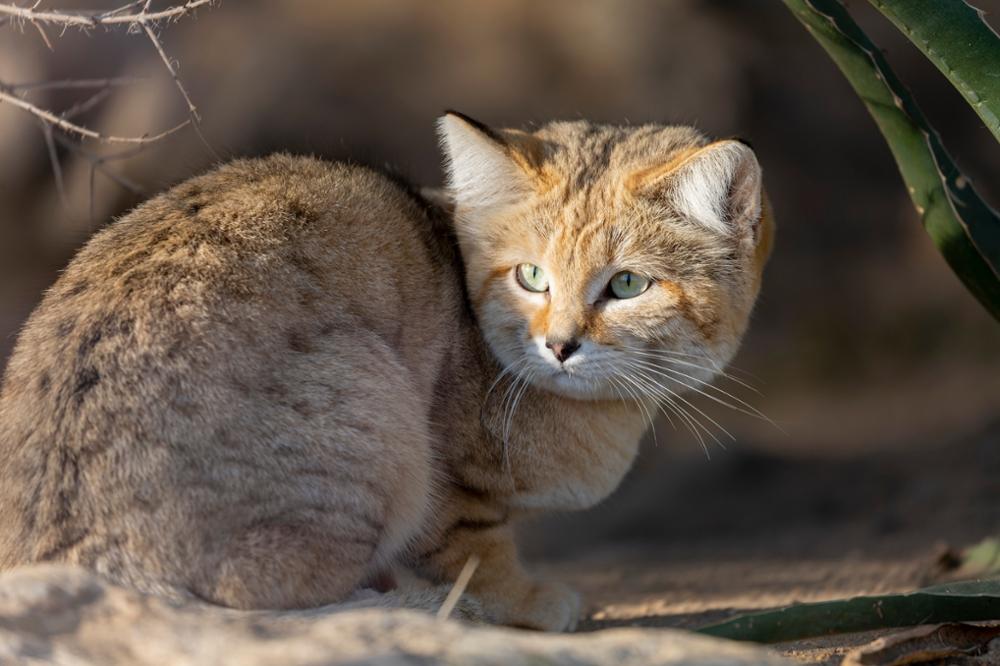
[437,111,549,216]
[630,140,763,237]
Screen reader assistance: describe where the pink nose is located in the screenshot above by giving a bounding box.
[546,338,580,363]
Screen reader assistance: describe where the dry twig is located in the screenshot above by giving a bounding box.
[11,77,143,92]
[436,556,481,622]
[0,0,216,213]
[0,86,191,143]
[0,0,213,28]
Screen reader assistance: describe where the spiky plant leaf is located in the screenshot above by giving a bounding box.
[868,0,1000,145]
[698,579,1000,643]
[782,0,1000,320]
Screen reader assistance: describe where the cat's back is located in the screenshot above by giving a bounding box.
[0,155,457,585]
[2,153,457,396]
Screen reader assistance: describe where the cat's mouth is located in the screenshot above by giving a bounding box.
[526,344,620,399]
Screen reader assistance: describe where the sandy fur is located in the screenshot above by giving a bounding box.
[0,115,772,631]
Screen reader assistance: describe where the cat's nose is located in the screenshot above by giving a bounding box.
[546,338,580,363]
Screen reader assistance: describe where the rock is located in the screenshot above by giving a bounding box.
[0,565,789,665]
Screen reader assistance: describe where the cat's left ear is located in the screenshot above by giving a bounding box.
[437,111,549,216]
[632,140,763,238]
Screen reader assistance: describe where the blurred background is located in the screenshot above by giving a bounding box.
[1,0,998,591]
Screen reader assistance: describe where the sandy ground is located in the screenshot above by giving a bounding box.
[553,548,940,663]
[523,418,1000,663]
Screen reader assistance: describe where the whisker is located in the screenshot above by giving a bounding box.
[620,346,762,392]
[622,368,713,458]
[484,357,527,406]
[624,350,762,395]
[627,357,781,431]
[627,361,736,444]
[623,369,717,457]
[503,368,535,454]
[633,342,763,381]
[610,373,659,446]
[495,363,530,472]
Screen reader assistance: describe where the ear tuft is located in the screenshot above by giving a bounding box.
[441,110,506,144]
[437,113,538,215]
[635,140,763,236]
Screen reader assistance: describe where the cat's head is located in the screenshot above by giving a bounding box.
[438,113,773,402]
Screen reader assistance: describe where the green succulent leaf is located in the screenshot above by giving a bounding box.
[698,578,1000,643]
[868,0,1000,146]
[782,0,1000,321]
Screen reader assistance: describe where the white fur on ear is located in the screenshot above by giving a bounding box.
[437,113,533,214]
[670,141,762,235]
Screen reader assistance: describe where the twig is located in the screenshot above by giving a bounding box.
[31,16,53,49]
[436,555,481,622]
[97,0,146,19]
[12,77,142,92]
[140,22,196,121]
[0,87,191,143]
[59,87,114,119]
[0,0,216,213]
[2,0,215,147]
[53,132,145,194]
[0,0,214,28]
[139,15,218,157]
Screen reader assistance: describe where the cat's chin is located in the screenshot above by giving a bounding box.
[531,371,621,402]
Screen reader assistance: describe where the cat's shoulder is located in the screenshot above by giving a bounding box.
[72,154,437,262]
[150,153,429,228]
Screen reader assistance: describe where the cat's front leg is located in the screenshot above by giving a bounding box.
[417,522,581,631]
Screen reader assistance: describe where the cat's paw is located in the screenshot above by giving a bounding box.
[509,580,581,632]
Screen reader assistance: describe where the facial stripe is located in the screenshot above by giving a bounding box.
[527,303,551,339]
[474,266,512,309]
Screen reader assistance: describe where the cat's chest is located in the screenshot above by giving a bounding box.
[506,419,643,512]
[431,341,647,512]
[451,394,647,512]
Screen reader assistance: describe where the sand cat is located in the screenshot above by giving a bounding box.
[0,113,773,631]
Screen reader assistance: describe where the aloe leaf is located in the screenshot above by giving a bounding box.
[868,0,1000,145]
[697,579,1000,643]
[782,0,1000,321]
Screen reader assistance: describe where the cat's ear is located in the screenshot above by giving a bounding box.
[437,111,548,215]
[631,140,763,237]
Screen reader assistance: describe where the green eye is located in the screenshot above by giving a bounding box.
[608,271,650,299]
[516,263,549,292]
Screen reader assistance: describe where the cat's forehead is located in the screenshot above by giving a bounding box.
[487,121,740,280]
[532,121,708,181]
[523,196,727,283]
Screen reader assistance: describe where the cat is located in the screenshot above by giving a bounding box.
[0,113,773,631]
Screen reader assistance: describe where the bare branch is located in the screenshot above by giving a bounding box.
[139,17,218,157]
[97,1,146,20]
[31,16,53,49]
[0,86,190,143]
[52,131,144,194]
[1,1,217,213]
[0,0,214,28]
[139,20,197,121]
[60,87,114,119]
[12,77,142,92]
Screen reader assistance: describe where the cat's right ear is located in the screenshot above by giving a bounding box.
[437,111,547,217]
